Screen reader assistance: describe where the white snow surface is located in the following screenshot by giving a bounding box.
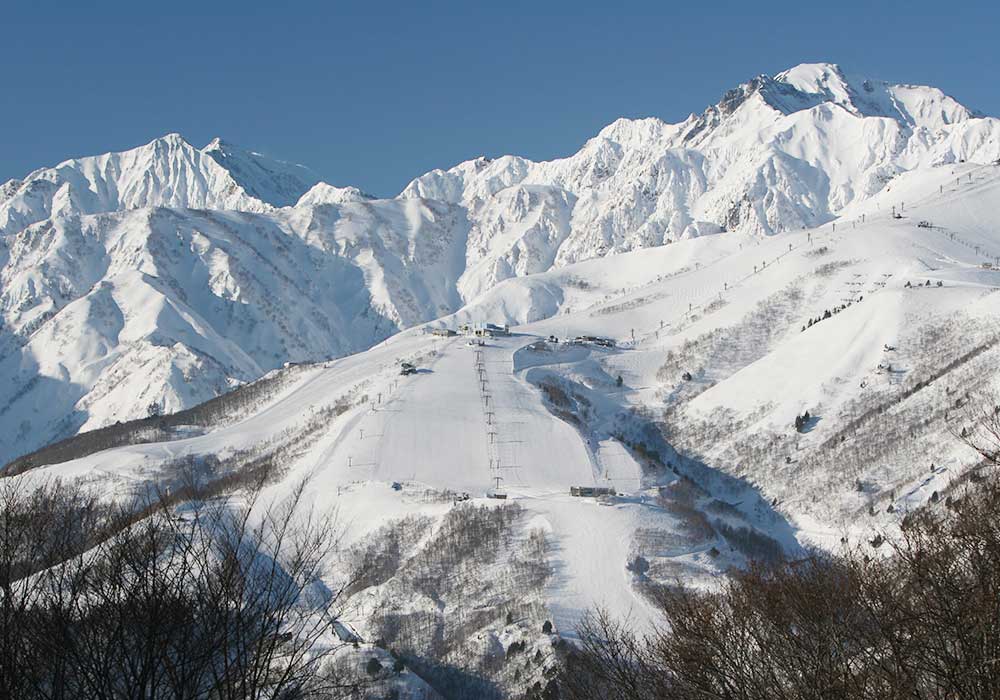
[4,65,1000,642]
[8,155,1000,644]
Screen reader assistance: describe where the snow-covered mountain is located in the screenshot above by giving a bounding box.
[0,133,318,237]
[5,62,1000,698]
[404,62,1000,293]
[9,159,1000,698]
[2,62,999,466]
[0,196,470,462]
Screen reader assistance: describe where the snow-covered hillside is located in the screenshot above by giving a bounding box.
[0,196,471,463]
[3,61,999,471]
[9,157,999,591]
[6,153,1000,698]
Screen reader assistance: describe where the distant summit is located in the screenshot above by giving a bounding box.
[0,133,318,237]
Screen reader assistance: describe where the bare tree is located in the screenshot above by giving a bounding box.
[956,391,1000,468]
[0,472,364,700]
[559,414,1000,700]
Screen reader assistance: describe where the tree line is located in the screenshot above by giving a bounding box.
[2,366,303,477]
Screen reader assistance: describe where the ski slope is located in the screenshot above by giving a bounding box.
[272,334,663,631]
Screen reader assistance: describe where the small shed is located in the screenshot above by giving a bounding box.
[570,486,617,497]
[473,322,510,337]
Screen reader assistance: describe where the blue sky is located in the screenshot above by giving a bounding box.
[3,0,998,197]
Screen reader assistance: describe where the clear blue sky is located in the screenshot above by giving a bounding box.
[3,0,998,197]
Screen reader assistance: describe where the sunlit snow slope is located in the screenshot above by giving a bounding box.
[3,61,999,472]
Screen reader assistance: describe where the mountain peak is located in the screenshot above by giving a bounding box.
[0,133,303,237]
[711,62,982,129]
[201,136,256,159]
[595,117,673,147]
[153,132,193,148]
[296,182,373,207]
[199,138,318,207]
[774,62,847,89]
[202,136,255,157]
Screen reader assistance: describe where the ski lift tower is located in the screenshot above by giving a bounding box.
[488,475,507,499]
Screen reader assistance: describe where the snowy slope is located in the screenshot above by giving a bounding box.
[7,158,1000,699]
[422,159,1000,541]
[6,330,736,636]
[201,137,319,207]
[0,196,469,464]
[508,160,1000,537]
[3,61,999,481]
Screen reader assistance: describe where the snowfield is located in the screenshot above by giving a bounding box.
[14,158,999,632]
